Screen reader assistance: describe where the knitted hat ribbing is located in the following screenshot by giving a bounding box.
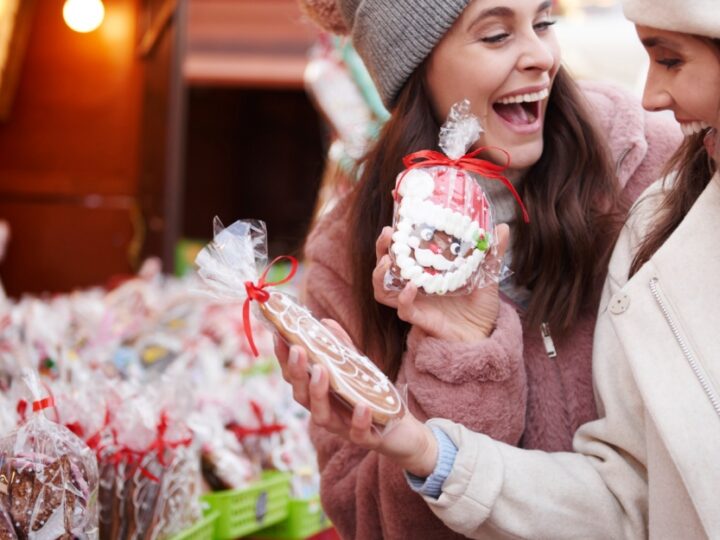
[300,0,471,109]
[622,0,720,39]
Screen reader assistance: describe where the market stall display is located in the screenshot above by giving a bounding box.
[0,260,330,538]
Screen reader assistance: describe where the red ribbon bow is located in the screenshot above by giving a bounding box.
[243,255,299,357]
[227,400,286,440]
[16,395,56,422]
[32,396,55,412]
[397,147,529,223]
[146,412,194,468]
[92,411,193,483]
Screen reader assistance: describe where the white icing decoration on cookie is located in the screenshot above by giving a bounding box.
[397,169,435,199]
[265,293,404,419]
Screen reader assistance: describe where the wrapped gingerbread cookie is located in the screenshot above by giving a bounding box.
[0,370,99,539]
[387,100,529,295]
[195,219,406,427]
[93,386,201,540]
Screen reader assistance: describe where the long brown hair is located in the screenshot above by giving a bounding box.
[630,38,720,277]
[348,65,623,380]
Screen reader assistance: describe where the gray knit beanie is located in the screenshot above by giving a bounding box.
[301,0,471,109]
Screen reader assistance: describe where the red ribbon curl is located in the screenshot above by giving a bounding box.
[396,147,529,223]
[91,411,193,484]
[243,255,298,357]
[227,400,285,440]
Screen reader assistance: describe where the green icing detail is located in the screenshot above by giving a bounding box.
[476,235,489,252]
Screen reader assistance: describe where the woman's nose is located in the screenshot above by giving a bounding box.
[641,71,673,112]
[518,35,556,73]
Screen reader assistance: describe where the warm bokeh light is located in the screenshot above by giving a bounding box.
[63,0,105,33]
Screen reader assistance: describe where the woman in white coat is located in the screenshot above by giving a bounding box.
[278,0,720,537]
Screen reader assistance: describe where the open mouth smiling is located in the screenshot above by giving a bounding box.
[492,87,549,131]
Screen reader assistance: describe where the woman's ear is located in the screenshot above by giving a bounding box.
[298,0,350,35]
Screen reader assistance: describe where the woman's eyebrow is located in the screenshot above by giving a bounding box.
[467,1,553,31]
[641,36,682,49]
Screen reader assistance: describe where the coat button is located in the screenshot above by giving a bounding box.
[609,293,630,314]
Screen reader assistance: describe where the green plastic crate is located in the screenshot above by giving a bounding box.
[255,496,332,540]
[201,472,291,539]
[169,510,219,540]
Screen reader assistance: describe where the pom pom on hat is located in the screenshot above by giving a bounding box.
[298,0,349,35]
[621,0,720,39]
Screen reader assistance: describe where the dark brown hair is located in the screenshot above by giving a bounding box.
[630,38,720,276]
[348,65,624,381]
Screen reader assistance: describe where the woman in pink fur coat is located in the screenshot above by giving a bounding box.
[281,0,682,537]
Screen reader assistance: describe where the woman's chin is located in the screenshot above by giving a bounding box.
[494,142,544,172]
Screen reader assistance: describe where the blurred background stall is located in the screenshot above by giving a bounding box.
[0,0,324,297]
[0,0,647,296]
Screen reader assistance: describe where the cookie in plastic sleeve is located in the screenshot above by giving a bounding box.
[0,370,99,538]
[195,219,406,427]
[387,100,529,296]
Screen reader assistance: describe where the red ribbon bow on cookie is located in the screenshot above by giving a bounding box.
[243,255,299,357]
[397,147,530,223]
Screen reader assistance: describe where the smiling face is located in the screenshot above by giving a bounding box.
[637,26,720,137]
[426,0,561,170]
[411,226,474,272]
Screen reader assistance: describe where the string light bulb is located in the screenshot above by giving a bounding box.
[63,0,105,33]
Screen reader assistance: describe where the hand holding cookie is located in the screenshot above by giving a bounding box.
[373,224,509,341]
[196,219,407,426]
[261,292,405,425]
[275,336,438,478]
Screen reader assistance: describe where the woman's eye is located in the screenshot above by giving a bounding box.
[419,226,434,241]
[450,242,461,256]
[534,20,556,32]
[656,58,682,69]
[480,33,510,44]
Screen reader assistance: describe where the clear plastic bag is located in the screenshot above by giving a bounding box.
[386,100,526,296]
[95,384,201,540]
[195,219,407,428]
[0,371,99,539]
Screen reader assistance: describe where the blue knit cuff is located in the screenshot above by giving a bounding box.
[404,427,458,499]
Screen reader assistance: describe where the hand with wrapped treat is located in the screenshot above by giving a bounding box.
[274,324,438,478]
[373,224,509,341]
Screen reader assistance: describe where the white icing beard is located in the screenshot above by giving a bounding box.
[391,214,486,295]
[413,246,460,271]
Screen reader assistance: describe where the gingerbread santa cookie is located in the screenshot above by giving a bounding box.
[196,220,406,426]
[387,100,527,296]
[391,167,492,295]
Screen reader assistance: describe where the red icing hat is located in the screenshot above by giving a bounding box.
[427,169,491,233]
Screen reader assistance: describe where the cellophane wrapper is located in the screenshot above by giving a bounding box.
[195,219,408,434]
[386,100,503,296]
[96,383,202,540]
[0,372,99,539]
